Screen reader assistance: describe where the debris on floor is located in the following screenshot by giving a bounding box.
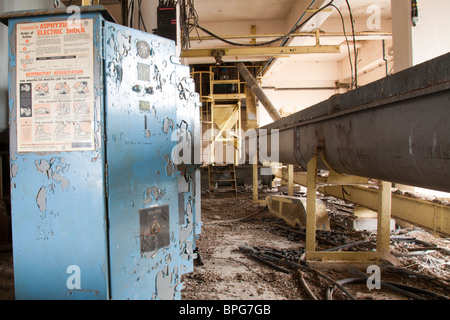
[0,188,448,300]
[0,246,14,300]
[181,189,450,300]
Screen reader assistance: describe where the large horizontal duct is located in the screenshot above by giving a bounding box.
[261,53,450,193]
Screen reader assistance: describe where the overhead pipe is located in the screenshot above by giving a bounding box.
[260,52,450,193]
[236,62,282,122]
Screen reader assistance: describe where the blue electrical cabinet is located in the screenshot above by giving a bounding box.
[1,6,201,300]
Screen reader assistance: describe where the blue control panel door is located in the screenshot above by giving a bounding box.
[104,21,197,300]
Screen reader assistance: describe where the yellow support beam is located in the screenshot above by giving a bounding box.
[253,161,258,203]
[302,153,396,264]
[265,195,329,230]
[306,156,317,253]
[82,0,99,5]
[250,25,256,45]
[288,165,294,196]
[192,32,392,42]
[305,251,381,262]
[274,168,450,237]
[251,155,265,205]
[181,45,341,58]
[377,181,392,253]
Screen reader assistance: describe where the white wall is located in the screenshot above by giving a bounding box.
[258,59,341,126]
[339,39,394,86]
[412,0,450,65]
[128,0,158,33]
[258,87,338,126]
[392,0,450,71]
[258,1,394,126]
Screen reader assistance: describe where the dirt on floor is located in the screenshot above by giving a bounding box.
[0,189,449,300]
[0,247,14,300]
[181,189,450,300]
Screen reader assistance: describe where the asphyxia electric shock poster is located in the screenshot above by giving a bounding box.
[16,19,95,152]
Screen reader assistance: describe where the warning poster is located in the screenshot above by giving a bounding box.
[16,19,95,152]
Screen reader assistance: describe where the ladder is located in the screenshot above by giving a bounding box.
[208,164,237,197]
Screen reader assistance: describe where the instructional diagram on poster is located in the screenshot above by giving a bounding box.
[16,19,95,152]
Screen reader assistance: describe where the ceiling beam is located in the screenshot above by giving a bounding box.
[191,31,392,42]
[181,45,340,58]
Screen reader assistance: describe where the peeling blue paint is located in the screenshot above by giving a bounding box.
[104,21,200,300]
[5,7,201,301]
[7,11,110,300]
[36,186,47,213]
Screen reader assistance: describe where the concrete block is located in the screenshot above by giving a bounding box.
[353,218,396,232]
[277,185,302,193]
[352,206,396,231]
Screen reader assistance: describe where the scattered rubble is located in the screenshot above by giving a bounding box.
[0,188,448,300]
[182,188,450,300]
[0,248,14,300]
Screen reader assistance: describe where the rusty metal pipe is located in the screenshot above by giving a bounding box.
[236,62,282,122]
[262,53,450,193]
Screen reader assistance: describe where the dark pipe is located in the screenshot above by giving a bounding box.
[262,53,450,193]
[236,63,282,122]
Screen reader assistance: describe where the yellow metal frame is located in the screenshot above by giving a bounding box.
[266,194,330,230]
[81,0,100,5]
[191,71,214,164]
[253,151,395,264]
[274,168,450,237]
[251,153,267,205]
[304,151,395,264]
[182,45,341,59]
[191,65,263,166]
[191,31,392,43]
